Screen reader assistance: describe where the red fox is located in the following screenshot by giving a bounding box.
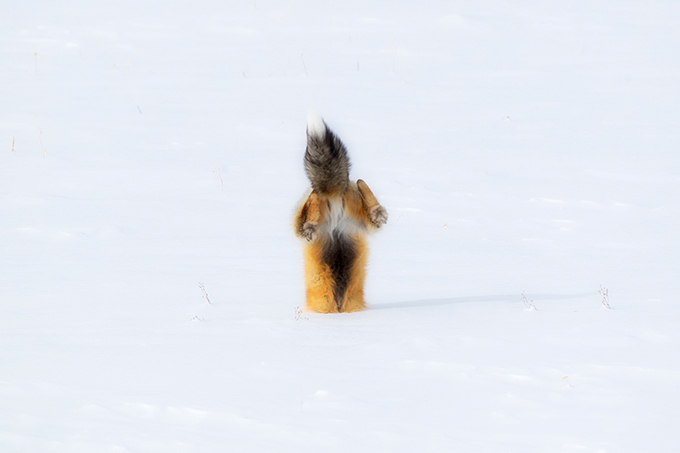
[293,114,388,313]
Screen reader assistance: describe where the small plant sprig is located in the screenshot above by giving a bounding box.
[599,285,611,309]
[198,282,212,304]
[212,168,223,191]
[521,291,537,311]
[294,306,308,321]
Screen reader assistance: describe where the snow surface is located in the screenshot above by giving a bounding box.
[2,0,680,451]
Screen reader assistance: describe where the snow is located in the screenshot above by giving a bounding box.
[2,0,679,451]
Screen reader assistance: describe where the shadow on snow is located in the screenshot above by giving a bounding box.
[370,292,594,310]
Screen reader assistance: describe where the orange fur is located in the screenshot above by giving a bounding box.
[339,235,368,312]
[294,181,386,313]
[302,242,337,313]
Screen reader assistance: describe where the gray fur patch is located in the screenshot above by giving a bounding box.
[304,122,350,195]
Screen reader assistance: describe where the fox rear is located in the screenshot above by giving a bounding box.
[294,115,387,313]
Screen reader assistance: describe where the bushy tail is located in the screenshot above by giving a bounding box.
[304,113,350,195]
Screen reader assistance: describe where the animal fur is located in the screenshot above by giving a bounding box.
[294,114,388,313]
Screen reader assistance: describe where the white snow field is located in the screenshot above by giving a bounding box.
[2,0,679,451]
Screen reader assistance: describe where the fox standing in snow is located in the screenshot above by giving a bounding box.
[293,114,388,313]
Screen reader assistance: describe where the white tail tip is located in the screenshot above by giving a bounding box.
[307,112,326,138]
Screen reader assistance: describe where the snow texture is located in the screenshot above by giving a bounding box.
[1,0,680,452]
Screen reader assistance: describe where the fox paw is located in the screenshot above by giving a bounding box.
[302,222,318,241]
[369,205,388,228]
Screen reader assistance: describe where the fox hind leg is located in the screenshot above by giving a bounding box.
[356,179,388,228]
[294,191,323,241]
